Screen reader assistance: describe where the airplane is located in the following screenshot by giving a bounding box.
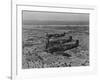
[45,32,66,38]
[45,36,73,49]
[45,40,79,54]
[60,36,73,44]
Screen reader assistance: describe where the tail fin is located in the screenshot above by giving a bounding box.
[76,40,79,46]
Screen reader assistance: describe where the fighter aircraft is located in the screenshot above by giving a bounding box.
[46,32,66,38]
[45,39,79,54]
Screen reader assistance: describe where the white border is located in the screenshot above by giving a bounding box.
[12,4,97,80]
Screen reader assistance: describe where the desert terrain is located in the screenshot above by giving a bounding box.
[22,25,89,69]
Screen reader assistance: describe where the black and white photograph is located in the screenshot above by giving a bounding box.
[22,10,89,69]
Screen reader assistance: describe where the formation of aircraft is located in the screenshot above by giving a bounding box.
[23,32,79,57]
[45,32,79,56]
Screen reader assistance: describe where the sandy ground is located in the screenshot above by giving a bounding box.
[22,25,89,69]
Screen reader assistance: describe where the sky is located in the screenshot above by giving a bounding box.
[22,10,89,25]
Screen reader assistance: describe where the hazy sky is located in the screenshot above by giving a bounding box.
[22,10,89,25]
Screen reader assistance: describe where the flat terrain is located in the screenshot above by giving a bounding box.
[22,25,89,69]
